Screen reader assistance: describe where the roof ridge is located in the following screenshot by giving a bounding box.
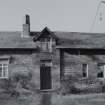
[54,31,105,36]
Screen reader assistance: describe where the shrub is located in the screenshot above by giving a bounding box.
[60,75,105,94]
[11,70,33,89]
[0,69,34,96]
[60,75,80,94]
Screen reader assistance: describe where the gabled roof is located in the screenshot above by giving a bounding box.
[0,27,105,49]
[0,31,37,48]
[33,27,58,41]
[33,27,105,49]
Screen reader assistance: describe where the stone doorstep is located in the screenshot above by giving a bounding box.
[40,89,55,92]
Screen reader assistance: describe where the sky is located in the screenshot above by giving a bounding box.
[0,0,104,33]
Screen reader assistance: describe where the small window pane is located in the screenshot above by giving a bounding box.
[3,67,8,77]
[97,72,103,78]
[3,64,8,67]
[41,42,47,51]
[40,38,54,52]
[83,72,87,77]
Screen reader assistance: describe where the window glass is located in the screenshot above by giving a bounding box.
[97,71,103,78]
[97,63,105,78]
[3,66,8,77]
[3,64,8,67]
[82,64,88,78]
[0,64,2,67]
[0,60,9,78]
[40,38,55,52]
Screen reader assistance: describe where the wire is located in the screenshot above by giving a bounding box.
[90,1,105,32]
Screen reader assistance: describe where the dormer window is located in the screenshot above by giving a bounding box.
[40,38,48,51]
[40,38,55,52]
[34,27,57,53]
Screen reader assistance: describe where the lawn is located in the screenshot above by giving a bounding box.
[0,92,105,105]
[52,93,105,105]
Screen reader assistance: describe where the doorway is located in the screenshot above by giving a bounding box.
[40,60,52,90]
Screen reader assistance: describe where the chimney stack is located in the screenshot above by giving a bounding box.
[22,14,30,37]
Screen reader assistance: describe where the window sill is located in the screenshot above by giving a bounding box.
[97,78,105,80]
[0,77,8,79]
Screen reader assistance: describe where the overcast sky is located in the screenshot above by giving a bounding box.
[0,0,105,33]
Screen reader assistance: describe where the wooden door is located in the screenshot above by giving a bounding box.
[40,66,52,90]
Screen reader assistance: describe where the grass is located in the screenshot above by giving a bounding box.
[0,91,105,105]
[52,93,105,105]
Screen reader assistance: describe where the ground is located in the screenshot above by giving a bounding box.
[0,91,105,105]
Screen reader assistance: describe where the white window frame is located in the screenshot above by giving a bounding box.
[82,64,88,78]
[104,65,105,78]
[0,60,9,79]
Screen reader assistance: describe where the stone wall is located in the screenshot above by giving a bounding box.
[0,49,60,90]
[64,51,105,79]
[1,49,104,90]
[0,50,40,89]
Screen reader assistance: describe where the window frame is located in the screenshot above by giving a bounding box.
[40,38,54,52]
[97,63,105,79]
[0,60,9,79]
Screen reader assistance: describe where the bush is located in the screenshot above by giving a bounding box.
[0,70,34,96]
[60,75,105,94]
[60,75,80,94]
[11,70,33,89]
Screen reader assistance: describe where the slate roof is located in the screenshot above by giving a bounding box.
[54,31,105,49]
[0,31,37,48]
[0,28,105,49]
[33,27,105,49]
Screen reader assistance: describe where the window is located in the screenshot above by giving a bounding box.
[0,60,9,78]
[40,42,48,51]
[40,38,54,52]
[82,64,88,78]
[97,63,105,78]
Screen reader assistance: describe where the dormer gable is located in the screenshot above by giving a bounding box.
[34,27,58,52]
[33,27,58,42]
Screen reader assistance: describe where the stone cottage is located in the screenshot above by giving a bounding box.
[0,14,105,90]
